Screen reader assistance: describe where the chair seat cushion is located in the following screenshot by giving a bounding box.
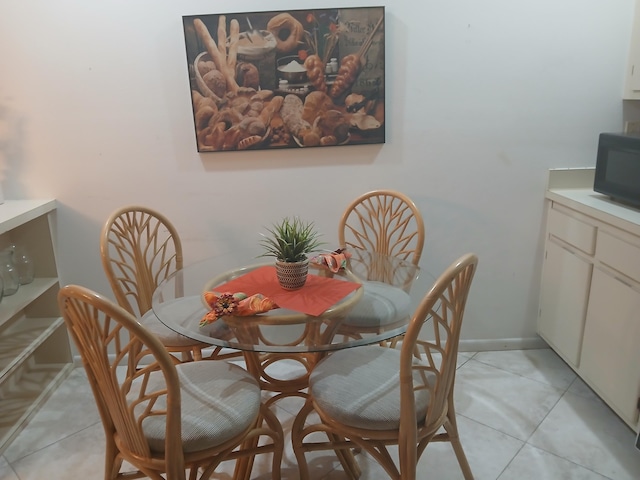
[142,361,261,453]
[309,346,432,430]
[140,309,201,347]
[341,282,411,328]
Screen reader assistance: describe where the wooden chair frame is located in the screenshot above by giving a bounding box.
[100,205,236,361]
[58,284,283,480]
[337,190,425,343]
[292,253,478,480]
[338,190,425,266]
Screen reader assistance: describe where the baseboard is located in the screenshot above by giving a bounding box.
[459,336,549,352]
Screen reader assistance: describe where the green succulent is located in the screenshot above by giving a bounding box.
[259,217,324,263]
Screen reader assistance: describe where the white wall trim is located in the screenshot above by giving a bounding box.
[459,337,548,352]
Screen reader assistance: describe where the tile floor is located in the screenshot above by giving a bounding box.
[2,348,640,479]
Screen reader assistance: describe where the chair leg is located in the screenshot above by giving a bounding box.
[104,436,122,480]
[292,399,362,480]
[327,432,361,479]
[232,404,283,480]
[398,434,416,480]
[291,399,314,480]
[444,409,474,480]
[191,346,203,361]
[260,404,284,480]
[233,445,256,480]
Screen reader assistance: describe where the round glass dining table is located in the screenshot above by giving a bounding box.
[151,247,424,480]
[151,247,423,395]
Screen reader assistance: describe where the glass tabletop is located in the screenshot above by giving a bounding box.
[151,247,424,353]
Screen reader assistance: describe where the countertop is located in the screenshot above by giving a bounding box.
[545,168,640,236]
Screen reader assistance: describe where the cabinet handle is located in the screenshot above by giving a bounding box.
[560,244,575,254]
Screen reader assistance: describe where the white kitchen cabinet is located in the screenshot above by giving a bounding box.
[539,168,640,430]
[0,200,73,454]
[538,239,592,368]
[581,267,640,427]
[624,0,640,99]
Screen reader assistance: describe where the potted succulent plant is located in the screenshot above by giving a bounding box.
[259,216,324,290]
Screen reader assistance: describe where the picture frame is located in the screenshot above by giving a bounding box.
[182,6,385,152]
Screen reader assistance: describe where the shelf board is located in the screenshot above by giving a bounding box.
[0,278,59,329]
[0,200,56,235]
[0,317,65,379]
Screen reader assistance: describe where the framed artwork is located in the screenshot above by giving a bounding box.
[182,6,385,152]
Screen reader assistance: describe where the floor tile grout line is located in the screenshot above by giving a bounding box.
[6,420,102,468]
[513,387,594,475]
[522,443,616,480]
[562,378,638,437]
[454,411,531,480]
[494,442,528,480]
[516,374,567,444]
[464,357,576,394]
[521,386,633,480]
[456,412,528,445]
[1,455,20,480]
[458,403,612,480]
[524,373,617,443]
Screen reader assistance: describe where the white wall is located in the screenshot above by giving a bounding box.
[0,0,633,347]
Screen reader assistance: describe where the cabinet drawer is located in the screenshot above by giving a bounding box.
[547,207,596,255]
[597,230,640,283]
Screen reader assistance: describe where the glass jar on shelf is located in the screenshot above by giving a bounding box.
[0,249,20,296]
[11,244,35,285]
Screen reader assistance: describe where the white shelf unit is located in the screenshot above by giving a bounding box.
[0,199,73,454]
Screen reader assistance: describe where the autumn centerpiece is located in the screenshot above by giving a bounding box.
[259,217,324,290]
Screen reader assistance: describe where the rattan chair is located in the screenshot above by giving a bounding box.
[100,206,233,362]
[292,253,478,480]
[58,284,283,480]
[339,189,425,268]
[337,190,425,339]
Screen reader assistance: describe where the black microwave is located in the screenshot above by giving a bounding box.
[594,132,640,209]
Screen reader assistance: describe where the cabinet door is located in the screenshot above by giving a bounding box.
[581,268,640,427]
[538,240,592,367]
[625,0,640,99]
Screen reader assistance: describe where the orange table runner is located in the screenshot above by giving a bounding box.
[209,265,361,316]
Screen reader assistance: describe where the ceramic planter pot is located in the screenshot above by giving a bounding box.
[275,259,309,290]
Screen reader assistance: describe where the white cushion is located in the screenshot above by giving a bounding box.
[341,282,411,328]
[309,346,433,430]
[142,361,261,453]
